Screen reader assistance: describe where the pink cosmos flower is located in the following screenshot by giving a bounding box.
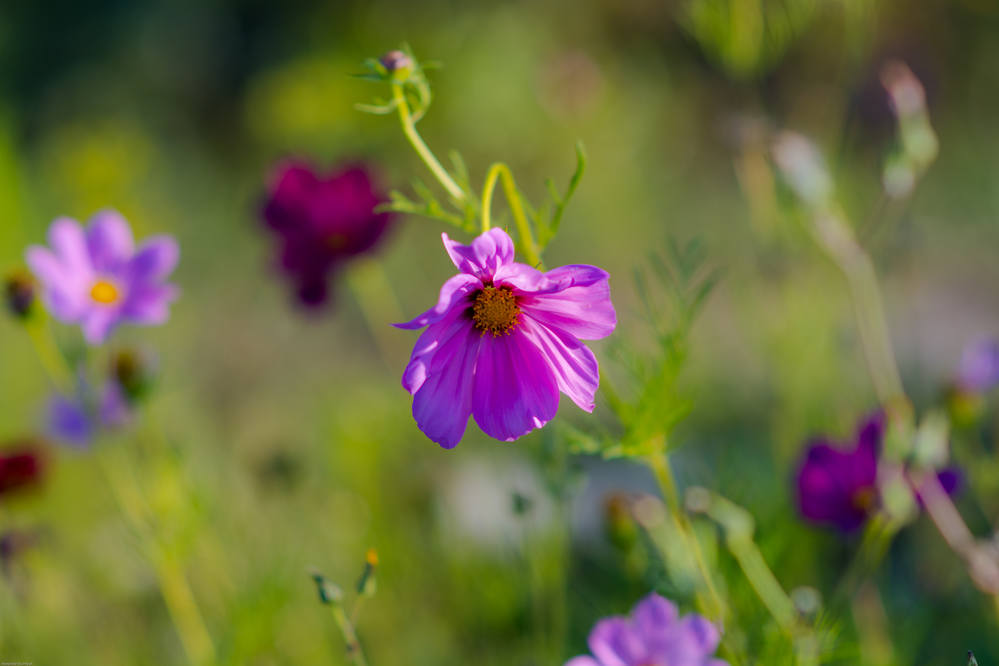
[26,211,179,345]
[567,593,727,666]
[396,228,616,448]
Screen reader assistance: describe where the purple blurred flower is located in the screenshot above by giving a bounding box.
[262,161,393,308]
[396,228,616,448]
[566,592,727,666]
[47,381,130,448]
[26,210,179,345]
[957,338,999,393]
[796,413,960,532]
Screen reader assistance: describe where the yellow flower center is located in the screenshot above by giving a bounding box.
[472,286,520,336]
[90,279,120,305]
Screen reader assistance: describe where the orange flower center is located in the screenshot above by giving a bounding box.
[90,279,120,305]
[472,286,520,336]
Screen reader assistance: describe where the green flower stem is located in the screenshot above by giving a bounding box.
[391,83,465,204]
[98,446,215,665]
[646,450,728,625]
[481,162,542,267]
[330,603,369,666]
[829,514,896,613]
[808,211,905,411]
[24,313,74,393]
[694,490,796,632]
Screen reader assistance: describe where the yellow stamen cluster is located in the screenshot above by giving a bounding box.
[472,286,520,336]
[90,279,120,305]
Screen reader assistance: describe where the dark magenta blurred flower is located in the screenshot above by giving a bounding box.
[396,228,616,448]
[0,445,45,498]
[957,338,999,394]
[47,381,130,448]
[796,413,960,532]
[262,161,393,308]
[566,592,727,666]
[26,210,179,344]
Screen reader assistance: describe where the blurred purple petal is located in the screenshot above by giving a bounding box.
[957,338,999,393]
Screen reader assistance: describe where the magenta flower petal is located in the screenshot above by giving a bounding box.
[402,309,471,395]
[471,331,560,441]
[261,161,394,309]
[493,261,550,293]
[521,318,600,411]
[411,326,482,448]
[519,264,616,340]
[564,658,602,666]
[394,273,481,330]
[443,229,515,278]
[86,210,134,271]
[399,228,615,448]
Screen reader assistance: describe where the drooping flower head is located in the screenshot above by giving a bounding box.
[956,338,999,394]
[796,412,960,532]
[26,210,179,345]
[396,228,616,448]
[0,444,46,498]
[262,161,394,308]
[566,592,727,666]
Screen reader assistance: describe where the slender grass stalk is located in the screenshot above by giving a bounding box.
[330,603,369,666]
[98,446,215,665]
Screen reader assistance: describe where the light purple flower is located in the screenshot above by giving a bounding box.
[566,593,727,666]
[26,210,179,345]
[396,228,616,448]
[47,381,130,448]
[957,338,999,393]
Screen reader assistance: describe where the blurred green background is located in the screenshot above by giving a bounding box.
[1,0,999,664]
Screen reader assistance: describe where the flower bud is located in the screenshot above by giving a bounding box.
[309,569,343,605]
[4,270,36,319]
[772,131,833,208]
[380,50,413,81]
[603,493,638,552]
[357,548,378,598]
[110,348,156,403]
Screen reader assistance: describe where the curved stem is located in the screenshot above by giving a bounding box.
[391,83,465,204]
[646,451,728,624]
[331,604,369,666]
[481,162,542,268]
